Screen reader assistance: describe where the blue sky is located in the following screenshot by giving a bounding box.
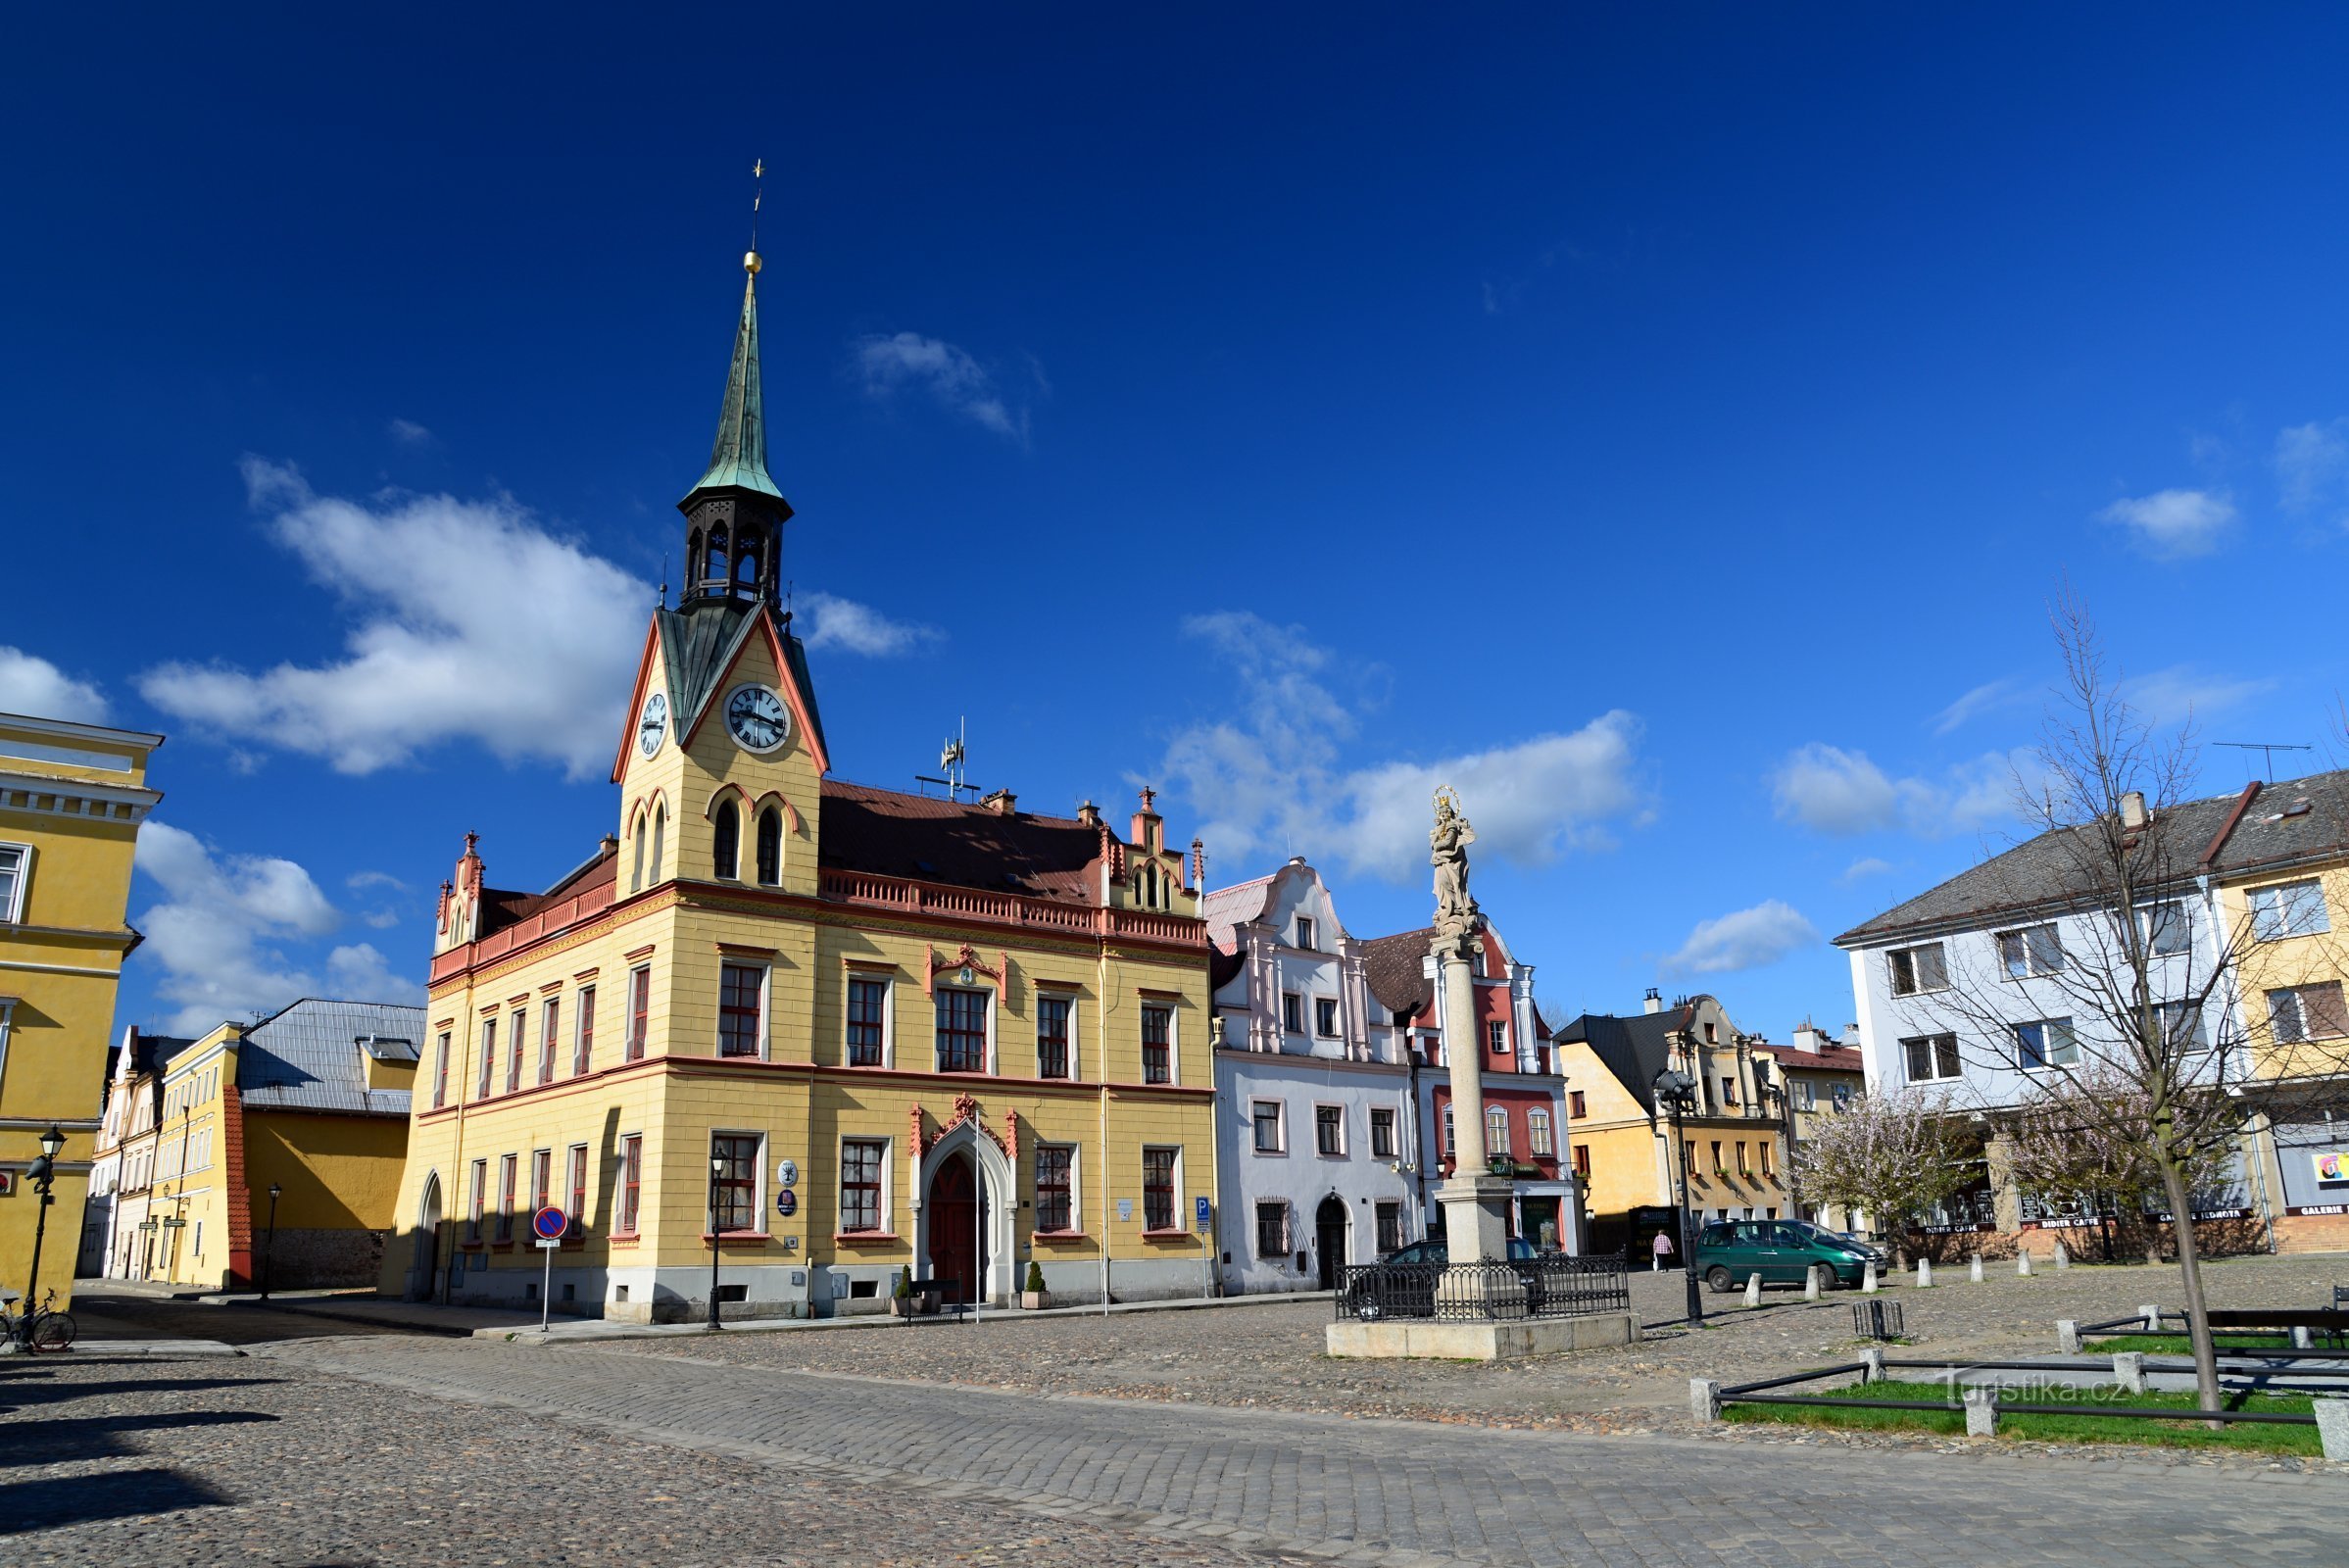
[8,8,2349,1041]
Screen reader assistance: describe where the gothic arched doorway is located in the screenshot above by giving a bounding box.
[1315,1195,1348,1290]
[411,1173,443,1301]
[927,1152,988,1305]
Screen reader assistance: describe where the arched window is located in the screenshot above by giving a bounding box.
[711,801,740,880]
[649,804,666,885]
[705,524,729,586]
[756,807,781,885]
[630,811,646,893]
[735,531,760,587]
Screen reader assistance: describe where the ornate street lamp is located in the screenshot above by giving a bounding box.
[1651,1072,1704,1324]
[262,1183,283,1300]
[16,1125,67,1349]
[707,1152,727,1331]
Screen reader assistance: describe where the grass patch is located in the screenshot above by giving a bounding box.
[1721,1378,2323,1455]
[2089,1332,2313,1355]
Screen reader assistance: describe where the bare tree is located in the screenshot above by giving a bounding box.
[1788,1088,1977,1267]
[2003,1066,2237,1263]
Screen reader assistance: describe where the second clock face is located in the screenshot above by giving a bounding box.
[725,683,791,753]
[637,691,668,757]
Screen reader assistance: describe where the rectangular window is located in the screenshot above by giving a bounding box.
[539,1000,560,1085]
[1142,1146,1176,1231]
[936,987,988,1072]
[476,1017,496,1099]
[1282,993,1302,1033]
[1528,1106,1553,1155]
[505,1012,525,1093]
[1794,1080,1816,1109]
[1831,1082,1853,1110]
[1375,1200,1402,1254]
[2016,1016,2079,1070]
[1034,1144,1073,1233]
[1760,1141,1775,1177]
[2155,1000,2208,1052]
[1487,1104,1511,1159]
[1369,1106,1395,1157]
[1736,1141,1750,1175]
[1903,1033,1963,1082]
[1568,1090,1587,1119]
[1572,1143,1591,1181]
[1489,1019,1508,1055]
[573,986,595,1076]
[1887,942,1950,996]
[496,1153,517,1243]
[2139,901,2189,956]
[0,843,25,921]
[432,1032,450,1109]
[1996,923,2066,978]
[1035,993,1071,1078]
[1720,1076,1737,1106]
[847,976,888,1067]
[1315,997,1339,1038]
[1255,1200,1288,1258]
[1315,1104,1344,1156]
[626,966,650,1061]
[841,1138,885,1233]
[1252,1100,1284,1152]
[2269,982,2349,1043]
[711,1134,759,1233]
[718,963,763,1057]
[1709,1139,1725,1174]
[617,1135,642,1233]
[566,1145,588,1230]
[1444,1105,1455,1156]
[2250,878,2331,941]
[1296,916,1315,951]
[1141,1004,1172,1084]
[531,1149,552,1216]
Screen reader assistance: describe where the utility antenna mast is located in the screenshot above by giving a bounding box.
[917,718,981,801]
[2216,741,2313,784]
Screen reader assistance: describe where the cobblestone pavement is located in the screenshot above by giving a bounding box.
[0,1352,1286,1568]
[247,1333,2348,1568]
[598,1252,2349,1447]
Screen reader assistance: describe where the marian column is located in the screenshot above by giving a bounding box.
[1428,789,1512,1267]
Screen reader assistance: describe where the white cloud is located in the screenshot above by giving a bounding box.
[1663,900,1820,976]
[388,417,434,446]
[854,332,1031,444]
[324,942,423,1003]
[360,908,404,930]
[0,647,110,723]
[1932,678,2031,736]
[1839,857,1894,884]
[1161,612,1650,881]
[2275,417,2349,522]
[2120,663,2274,727]
[132,821,343,1035]
[137,460,649,777]
[346,869,406,892]
[2098,488,2236,560]
[799,591,940,657]
[1771,743,2036,838]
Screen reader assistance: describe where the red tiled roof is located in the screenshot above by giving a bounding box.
[1358,927,1436,1018]
[817,778,1111,904]
[1753,1043,1865,1074]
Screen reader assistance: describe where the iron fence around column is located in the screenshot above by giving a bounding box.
[1335,1252,1630,1323]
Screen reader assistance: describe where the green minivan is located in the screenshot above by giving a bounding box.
[1694,1219,1882,1293]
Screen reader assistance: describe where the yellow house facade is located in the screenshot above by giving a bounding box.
[1749,1026,1867,1232]
[379,248,1218,1321]
[0,710,163,1315]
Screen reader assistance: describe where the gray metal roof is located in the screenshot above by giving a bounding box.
[236,998,425,1117]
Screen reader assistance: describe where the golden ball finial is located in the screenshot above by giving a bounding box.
[744,250,763,276]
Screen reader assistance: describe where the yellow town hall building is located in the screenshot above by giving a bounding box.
[380,247,1217,1319]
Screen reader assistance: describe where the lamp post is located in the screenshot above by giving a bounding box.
[1652,1072,1703,1324]
[16,1124,66,1349]
[261,1183,283,1299]
[707,1152,726,1331]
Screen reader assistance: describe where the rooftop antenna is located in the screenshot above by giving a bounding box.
[2216,741,2313,784]
[916,717,981,801]
[658,554,668,610]
[750,157,763,258]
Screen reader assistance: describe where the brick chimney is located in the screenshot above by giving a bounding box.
[982,789,1017,815]
[1643,987,1664,1014]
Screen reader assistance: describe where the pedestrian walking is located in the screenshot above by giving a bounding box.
[1651,1229,1674,1271]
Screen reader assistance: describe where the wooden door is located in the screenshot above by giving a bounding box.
[928,1153,983,1304]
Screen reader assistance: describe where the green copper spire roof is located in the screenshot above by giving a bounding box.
[682,261,784,506]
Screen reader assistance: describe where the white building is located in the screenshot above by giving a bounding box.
[1206,859,1423,1294]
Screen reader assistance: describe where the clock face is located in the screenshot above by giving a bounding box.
[725,683,791,753]
[637,691,668,757]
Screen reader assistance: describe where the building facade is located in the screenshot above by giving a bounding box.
[378,247,1218,1321]
[80,1025,193,1279]
[1359,919,1579,1254]
[1554,993,1791,1256]
[1206,858,1421,1294]
[0,710,163,1314]
[1748,1024,1866,1233]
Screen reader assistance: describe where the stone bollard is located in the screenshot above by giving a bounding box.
[1862,1262,1879,1295]
[2140,1304,2164,1332]
[1690,1378,1721,1424]
[2316,1397,2349,1462]
[1963,1386,1998,1439]
[2053,1241,2070,1270]
[1804,1267,1822,1302]
[1862,1347,1885,1383]
[1917,1259,1934,1289]
[2113,1352,2147,1395]
[1969,1253,1984,1284]
[2017,1250,2032,1278]
[2057,1319,2081,1355]
[2292,1326,2315,1350]
[1743,1272,1763,1308]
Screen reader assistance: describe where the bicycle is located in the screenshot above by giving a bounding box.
[1,1288,76,1352]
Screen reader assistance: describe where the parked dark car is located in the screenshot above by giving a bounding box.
[1343,1236,1542,1319]
[1694,1218,1878,1293]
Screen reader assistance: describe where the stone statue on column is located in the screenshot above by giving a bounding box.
[1430,786,1480,940]
[1427,788,1509,1278]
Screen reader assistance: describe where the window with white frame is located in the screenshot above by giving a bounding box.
[1375,1200,1403,1253]
[840,1137,886,1233]
[1281,992,1302,1034]
[2269,982,2348,1044]
[2016,1016,2077,1070]
[506,1009,525,1093]
[1996,923,2066,978]
[1528,1106,1553,1155]
[2250,879,2331,941]
[1034,1144,1075,1232]
[2139,901,2189,956]
[1296,916,1315,951]
[717,963,764,1058]
[1251,1100,1284,1152]
[1036,992,1072,1078]
[1369,1106,1395,1157]
[936,987,989,1072]
[0,843,28,922]
[1255,1200,1288,1258]
[573,985,595,1076]
[2155,1000,2208,1051]
[1486,1104,1510,1159]
[1141,1003,1173,1083]
[1886,942,1949,997]
[710,1132,761,1232]
[1142,1146,1179,1231]
[1314,997,1339,1038]
[1903,1032,1963,1082]
[1443,1103,1455,1156]
[847,975,889,1067]
[1315,1103,1345,1156]
[475,1016,496,1100]
[1488,1019,1508,1056]
[1793,1079,1815,1110]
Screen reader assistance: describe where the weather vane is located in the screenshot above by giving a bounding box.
[746,157,764,272]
